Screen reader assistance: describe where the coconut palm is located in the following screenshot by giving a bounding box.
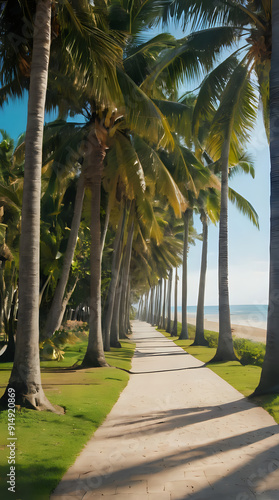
[254,1,279,395]
[161,0,278,376]
[0,0,59,410]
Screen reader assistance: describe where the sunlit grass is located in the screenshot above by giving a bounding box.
[159,325,279,425]
[0,339,135,499]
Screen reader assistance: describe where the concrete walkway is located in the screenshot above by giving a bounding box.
[51,321,279,500]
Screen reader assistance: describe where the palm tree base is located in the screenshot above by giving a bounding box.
[251,371,279,397]
[208,352,239,363]
[191,338,209,347]
[119,334,130,340]
[179,330,189,340]
[110,341,122,348]
[81,352,109,368]
[0,384,64,414]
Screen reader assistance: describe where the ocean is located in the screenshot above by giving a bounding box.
[177,305,268,330]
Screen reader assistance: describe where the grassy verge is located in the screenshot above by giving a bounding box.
[0,338,135,500]
[159,323,279,425]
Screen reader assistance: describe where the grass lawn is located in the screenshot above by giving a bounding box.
[0,338,135,500]
[159,323,279,425]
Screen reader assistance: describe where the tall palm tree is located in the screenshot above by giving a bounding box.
[0,0,58,410]
[161,0,276,373]
[254,1,279,395]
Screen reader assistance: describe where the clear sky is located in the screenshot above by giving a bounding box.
[0,25,271,308]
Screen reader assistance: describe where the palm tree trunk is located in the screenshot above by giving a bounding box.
[44,174,85,338]
[192,210,209,346]
[253,3,279,395]
[166,268,173,333]
[147,288,152,323]
[180,210,190,339]
[145,291,150,322]
[118,212,134,340]
[110,273,122,348]
[100,195,112,258]
[152,286,158,326]
[157,279,162,326]
[103,206,126,351]
[171,268,178,336]
[125,279,131,333]
[0,0,61,412]
[54,277,79,331]
[211,138,238,362]
[81,128,108,367]
[162,278,166,329]
[149,287,154,325]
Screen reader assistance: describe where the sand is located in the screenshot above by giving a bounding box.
[177,312,267,344]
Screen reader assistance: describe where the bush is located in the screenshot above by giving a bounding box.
[204,331,219,348]
[233,338,265,367]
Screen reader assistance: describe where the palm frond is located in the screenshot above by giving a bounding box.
[208,61,258,160]
[141,26,240,93]
[117,69,174,149]
[134,136,187,216]
[192,54,239,134]
[228,187,259,228]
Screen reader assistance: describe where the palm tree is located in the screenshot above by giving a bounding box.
[200,61,257,361]
[253,1,279,395]
[0,0,59,411]
[161,0,276,372]
[193,207,209,346]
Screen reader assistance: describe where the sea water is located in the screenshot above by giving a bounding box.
[178,305,268,330]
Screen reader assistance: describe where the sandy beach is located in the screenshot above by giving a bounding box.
[177,312,267,344]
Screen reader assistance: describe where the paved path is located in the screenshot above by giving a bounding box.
[51,321,279,499]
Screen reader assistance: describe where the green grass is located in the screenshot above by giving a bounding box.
[0,338,135,500]
[159,323,279,425]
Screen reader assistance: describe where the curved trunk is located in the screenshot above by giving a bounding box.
[166,268,173,333]
[44,174,85,338]
[253,3,279,395]
[192,210,209,346]
[211,139,238,362]
[0,1,61,412]
[100,197,112,258]
[81,128,108,367]
[54,277,78,331]
[171,268,178,336]
[180,210,190,339]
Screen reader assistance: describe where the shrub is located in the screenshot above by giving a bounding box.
[233,338,265,367]
[204,331,219,348]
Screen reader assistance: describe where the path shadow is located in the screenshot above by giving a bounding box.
[51,429,279,499]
